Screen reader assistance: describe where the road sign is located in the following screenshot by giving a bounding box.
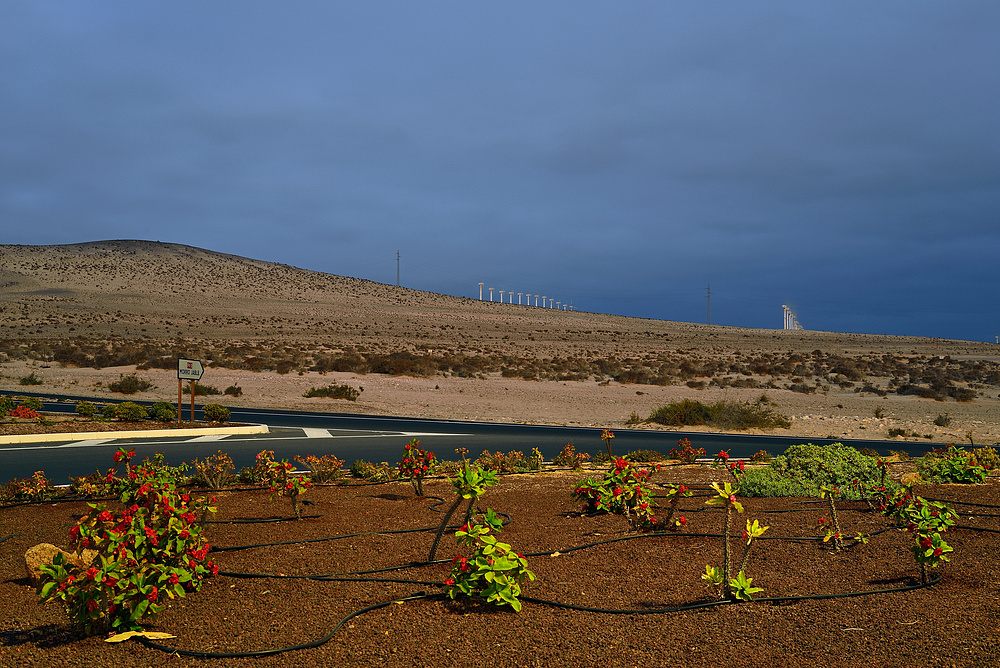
[177,359,204,381]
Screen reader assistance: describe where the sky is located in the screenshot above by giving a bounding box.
[2,2,999,343]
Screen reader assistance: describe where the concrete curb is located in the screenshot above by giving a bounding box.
[0,423,269,445]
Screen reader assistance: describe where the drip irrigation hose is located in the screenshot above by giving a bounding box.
[923,496,1000,510]
[0,533,20,545]
[205,514,323,524]
[135,591,441,659]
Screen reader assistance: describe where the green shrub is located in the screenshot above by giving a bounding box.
[107,373,154,394]
[224,385,243,397]
[101,403,119,419]
[648,398,789,430]
[917,446,988,484]
[19,372,43,386]
[116,401,149,422]
[150,401,177,422]
[971,446,1000,473]
[74,401,97,418]
[19,397,43,411]
[648,398,711,426]
[934,413,952,427]
[304,384,362,401]
[1,395,17,416]
[182,383,222,396]
[349,460,398,481]
[202,404,230,423]
[625,449,664,462]
[739,443,883,499]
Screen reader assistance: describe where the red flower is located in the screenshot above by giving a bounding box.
[443,578,455,586]
[85,566,99,581]
[678,516,688,526]
[169,573,180,585]
[932,547,943,557]
[147,587,158,602]
[98,510,113,523]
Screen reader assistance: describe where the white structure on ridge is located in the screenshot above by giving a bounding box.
[782,305,803,330]
[478,283,484,300]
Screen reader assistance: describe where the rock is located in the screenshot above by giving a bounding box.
[24,543,99,588]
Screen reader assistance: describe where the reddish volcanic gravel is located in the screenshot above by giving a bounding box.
[2,465,999,668]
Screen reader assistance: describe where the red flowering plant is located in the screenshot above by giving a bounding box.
[444,508,535,612]
[398,439,437,496]
[572,457,660,530]
[0,470,54,504]
[37,453,218,635]
[898,496,958,583]
[712,449,745,481]
[8,405,41,420]
[669,438,706,464]
[650,483,692,531]
[256,450,312,520]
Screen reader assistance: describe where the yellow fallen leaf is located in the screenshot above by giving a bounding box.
[550,551,561,557]
[105,631,177,643]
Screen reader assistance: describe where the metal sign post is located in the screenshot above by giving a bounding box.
[177,359,205,423]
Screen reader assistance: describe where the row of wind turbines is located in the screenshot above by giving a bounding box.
[478,283,573,310]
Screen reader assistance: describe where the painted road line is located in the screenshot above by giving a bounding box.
[0,438,116,452]
[303,428,332,439]
[186,435,228,442]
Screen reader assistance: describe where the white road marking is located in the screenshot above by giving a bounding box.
[0,429,472,451]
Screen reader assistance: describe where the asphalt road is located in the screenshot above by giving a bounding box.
[1,392,942,484]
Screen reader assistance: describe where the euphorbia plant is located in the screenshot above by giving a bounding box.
[703,482,766,601]
[601,429,615,458]
[819,485,845,550]
[256,450,312,520]
[398,439,436,496]
[428,455,498,562]
[572,457,660,530]
[38,454,218,634]
[444,508,535,611]
[900,496,958,583]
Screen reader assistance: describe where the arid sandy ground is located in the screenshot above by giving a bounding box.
[2,241,999,446]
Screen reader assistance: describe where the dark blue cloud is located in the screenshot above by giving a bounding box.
[2,1,999,341]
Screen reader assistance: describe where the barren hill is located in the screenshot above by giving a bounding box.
[1,240,995,360]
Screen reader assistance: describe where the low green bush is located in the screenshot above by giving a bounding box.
[116,401,148,421]
[19,372,43,386]
[150,401,177,422]
[108,373,154,394]
[739,443,884,499]
[349,460,398,481]
[202,404,230,423]
[625,449,664,462]
[19,397,43,411]
[101,403,119,419]
[74,401,97,418]
[183,383,222,396]
[304,384,362,401]
[224,385,243,397]
[917,446,989,484]
[0,396,15,416]
[648,398,790,430]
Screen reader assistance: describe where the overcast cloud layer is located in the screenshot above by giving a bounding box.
[2,2,998,342]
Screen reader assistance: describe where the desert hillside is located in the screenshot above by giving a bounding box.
[1,240,996,357]
[2,241,999,444]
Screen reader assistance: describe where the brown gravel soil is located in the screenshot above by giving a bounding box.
[2,466,1000,668]
[0,417,231,437]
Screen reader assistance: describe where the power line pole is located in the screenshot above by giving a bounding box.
[396,251,400,287]
[706,284,711,325]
